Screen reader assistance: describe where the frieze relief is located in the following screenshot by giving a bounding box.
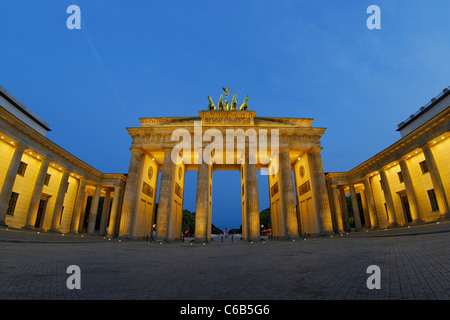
[132,133,321,149]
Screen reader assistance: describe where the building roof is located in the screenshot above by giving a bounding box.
[397,86,450,133]
[0,84,51,134]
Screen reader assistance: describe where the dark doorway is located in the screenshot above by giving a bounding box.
[401,195,412,222]
[34,199,48,228]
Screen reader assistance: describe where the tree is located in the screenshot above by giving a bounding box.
[259,207,271,229]
[182,209,195,236]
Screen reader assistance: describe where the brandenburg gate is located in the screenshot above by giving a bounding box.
[117,90,334,242]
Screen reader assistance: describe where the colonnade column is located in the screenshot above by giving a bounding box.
[24,158,50,229]
[119,148,145,238]
[359,190,371,228]
[422,145,450,219]
[279,150,298,238]
[156,150,176,241]
[308,148,333,234]
[78,192,89,233]
[107,186,122,237]
[398,159,422,223]
[363,176,379,228]
[330,185,344,233]
[0,144,26,226]
[99,189,111,236]
[379,168,398,227]
[194,161,211,242]
[87,185,101,234]
[246,149,260,241]
[49,169,71,232]
[339,187,350,231]
[349,183,362,231]
[69,178,86,233]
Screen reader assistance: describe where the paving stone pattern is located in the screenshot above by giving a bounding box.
[1,222,450,300]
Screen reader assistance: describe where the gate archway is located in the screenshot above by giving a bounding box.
[117,101,334,241]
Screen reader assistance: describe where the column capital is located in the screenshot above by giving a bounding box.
[418,140,432,150]
[309,146,323,153]
[54,166,69,174]
[397,157,408,164]
[75,175,85,182]
[33,155,50,162]
[13,143,27,151]
[130,148,145,156]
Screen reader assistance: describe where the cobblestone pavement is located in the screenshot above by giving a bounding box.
[1,221,450,301]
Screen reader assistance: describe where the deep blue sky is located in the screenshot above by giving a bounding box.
[1,1,449,229]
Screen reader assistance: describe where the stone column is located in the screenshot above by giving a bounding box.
[422,145,450,219]
[359,190,371,228]
[194,162,211,242]
[339,188,350,231]
[107,187,122,237]
[87,185,101,234]
[379,168,398,227]
[246,149,261,241]
[241,165,249,240]
[308,148,333,234]
[363,177,379,228]
[398,159,422,223]
[99,190,111,236]
[156,150,176,241]
[279,150,298,238]
[24,158,50,229]
[78,191,89,233]
[349,183,362,231]
[49,169,71,232]
[119,148,144,238]
[330,184,344,233]
[207,166,212,241]
[69,178,86,233]
[0,144,26,226]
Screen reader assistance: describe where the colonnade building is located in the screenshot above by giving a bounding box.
[0,85,126,236]
[0,84,449,241]
[325,87,450,232]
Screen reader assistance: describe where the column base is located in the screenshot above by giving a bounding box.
[388,222,400,228]
[269,235,296,241]
[193,238,208,244]
[48,228,61,234]
[439,212,450,220]
[410,219,424,225]
[22,226,45,232]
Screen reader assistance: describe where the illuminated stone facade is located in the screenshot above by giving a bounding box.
[326,87,450,232]
[0,85,126,235]
[120,110,333,241]
[1,84,448,242]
